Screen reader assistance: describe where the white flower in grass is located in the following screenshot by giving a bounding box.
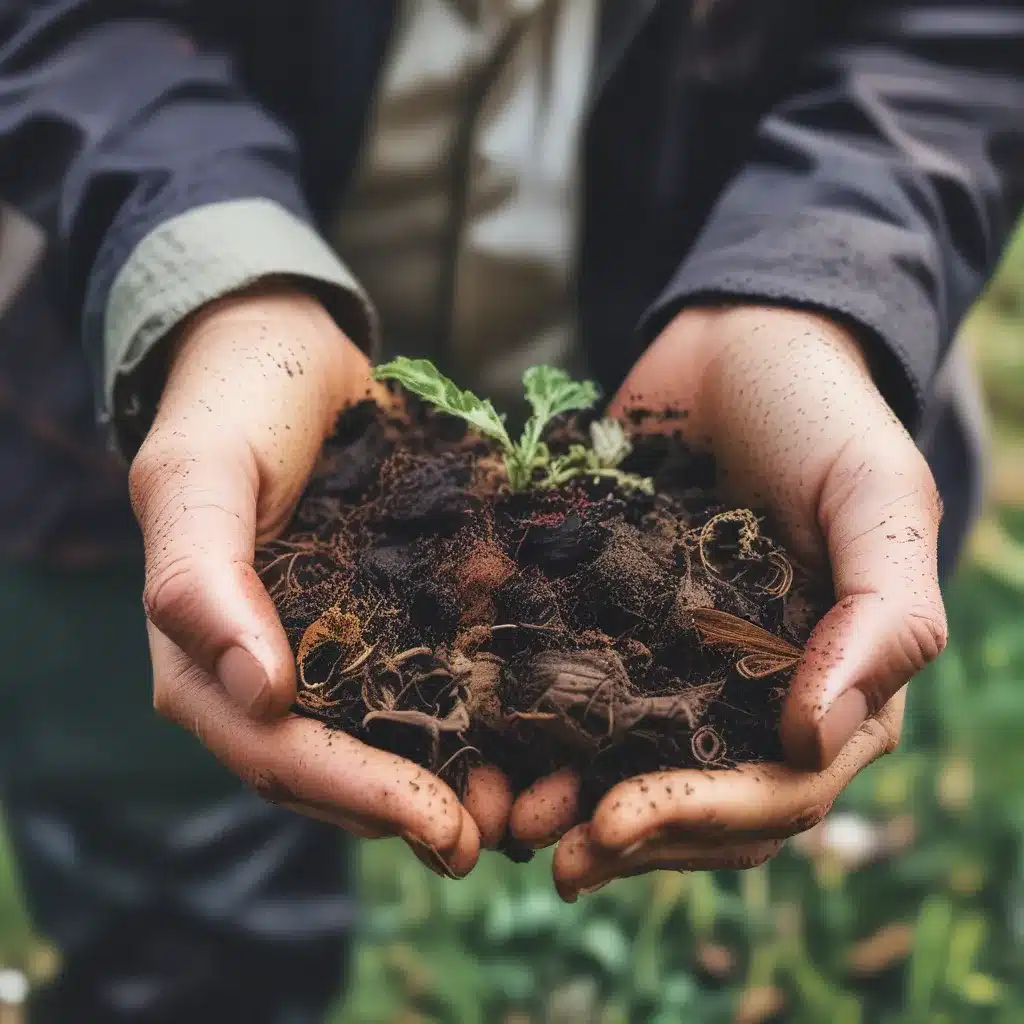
[0,968,28,1005]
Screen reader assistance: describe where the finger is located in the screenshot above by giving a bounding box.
[151,626,472,864]
[462,765,514,850]
[553,824,781,902]
[781,437,945,769]
[432,812,481,878]
[132,433,294,719]
[276,800,391,839]
[588,692,903,853]
[130,291,376,720]
[285,800,478,877]
[509,768,581,849]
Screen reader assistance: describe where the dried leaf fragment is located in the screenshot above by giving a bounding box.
[692,608,801,678]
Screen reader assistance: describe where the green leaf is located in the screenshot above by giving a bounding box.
[374,357,513,451]
[522,365,600,426]
[517,367,600,472]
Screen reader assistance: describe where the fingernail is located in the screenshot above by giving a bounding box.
[818,687,870,766]
[217,646,270,716]
[404,834,464,880]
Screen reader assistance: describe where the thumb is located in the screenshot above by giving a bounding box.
[131,432,294,719]
[781,432,947,770]
[130,287,374,720]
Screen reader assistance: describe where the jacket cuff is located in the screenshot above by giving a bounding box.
[638,209,939,432]
[103,198,379,449]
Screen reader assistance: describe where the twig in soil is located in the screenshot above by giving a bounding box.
[363,703,471,772]
[340,644,377,677]
[258,550,303,598]
[736,654,798,679]
[436,744,481,777]
[490,622,567,635]
[391,646,433,664]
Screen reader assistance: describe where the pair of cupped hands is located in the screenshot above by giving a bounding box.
[132,285,946,900]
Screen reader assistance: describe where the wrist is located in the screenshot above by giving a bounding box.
[663,304,870,374]
[615,303,876,439]
[668,305,871,424]
[172,279,375,415]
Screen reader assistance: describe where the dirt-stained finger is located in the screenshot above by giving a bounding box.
[151,626,468,858]
[446,811,482,877]
[552,823,782,902]
[587,693,904,853]
[276,800,391,839]
[509,768,581,848]
[463,764,514,849]
[405,808,480,879]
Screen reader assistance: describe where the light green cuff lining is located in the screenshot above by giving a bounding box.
[103,197,379,423]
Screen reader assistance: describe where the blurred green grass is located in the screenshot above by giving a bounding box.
[2,228,1024,1022]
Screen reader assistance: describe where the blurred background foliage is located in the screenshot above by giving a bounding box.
[2,227,1024,1023]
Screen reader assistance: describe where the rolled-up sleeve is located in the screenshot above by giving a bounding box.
[640,0,1024,432]
[104,198,377,430]
[0,5,377,455]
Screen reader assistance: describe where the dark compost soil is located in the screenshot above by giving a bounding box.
[256,400,832,849]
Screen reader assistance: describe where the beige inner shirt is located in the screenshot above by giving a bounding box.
[333,0,600,413]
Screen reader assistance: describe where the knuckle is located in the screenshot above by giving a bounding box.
[143,556,203,631]
[898,612,947,675]
[861,714,901,758]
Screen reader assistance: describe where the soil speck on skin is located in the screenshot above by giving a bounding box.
[257,399,832,851]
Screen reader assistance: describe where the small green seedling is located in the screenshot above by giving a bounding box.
[373,357,654,495]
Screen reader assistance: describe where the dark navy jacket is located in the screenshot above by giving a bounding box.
[0,0,1022,570]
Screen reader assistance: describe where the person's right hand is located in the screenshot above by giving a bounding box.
[129,285,511,878]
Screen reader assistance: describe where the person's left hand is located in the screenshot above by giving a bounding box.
[508,305,946,900]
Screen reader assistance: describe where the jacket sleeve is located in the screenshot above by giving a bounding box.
[641,0,1024,431]
[0,2,376,453]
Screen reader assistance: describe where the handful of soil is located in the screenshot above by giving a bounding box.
[256,399,832,846]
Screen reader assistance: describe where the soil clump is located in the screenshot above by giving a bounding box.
[256,400,832,849]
